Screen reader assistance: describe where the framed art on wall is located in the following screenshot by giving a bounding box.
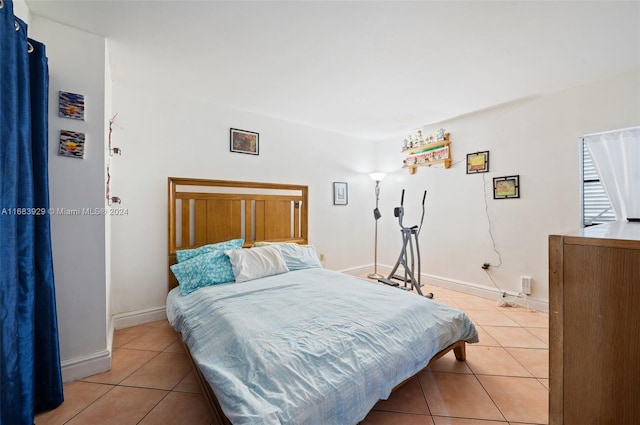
[58,91,85,120]
[230,128,259,155]
[59,130,85,159]
[466,151,489,174]
[333,182,348,205]
[493,175,520,199]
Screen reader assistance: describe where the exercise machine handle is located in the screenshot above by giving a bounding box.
[400,189,405,206]
[418,190,427,235]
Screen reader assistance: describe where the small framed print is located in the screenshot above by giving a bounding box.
[333,182,348,205]
[59,91,85,120]
[493,175,520,199]
[466,151,489,174]
[59,130,85,159]
[230,128,259,155]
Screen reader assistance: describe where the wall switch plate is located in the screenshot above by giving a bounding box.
[521,275,532,295]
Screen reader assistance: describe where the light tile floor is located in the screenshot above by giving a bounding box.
[36,284,549,425]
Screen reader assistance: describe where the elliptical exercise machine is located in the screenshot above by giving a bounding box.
[378,189,433,299]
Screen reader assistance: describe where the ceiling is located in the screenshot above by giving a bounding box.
[26,0,640,141]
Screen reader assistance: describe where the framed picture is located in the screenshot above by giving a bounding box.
[59,130,85,159]
[493,175,520,199]
[333,182,348,205]
[466,151,489,174]
[59,91,85,120]
[230,128,259,155]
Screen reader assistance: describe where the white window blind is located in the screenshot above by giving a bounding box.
[582,139,615,226]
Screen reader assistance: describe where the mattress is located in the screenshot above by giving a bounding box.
[167,267,478,425]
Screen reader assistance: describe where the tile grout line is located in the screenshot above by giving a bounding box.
[462,304,547,425]
[502,347,549,380]
[415,368,434,423]
[522,326,549,346]
[132,345,201,423]
[168,360,195,392]
[473,369,510,424]
[135,389,172,425]
[79,349,162,387]
[479,325,548,350]
[61,382,117,425]
[64,327,165,424]
[70,330,175,424]
[46,326,159,424]
[470,317,549,378]
[431,414,508,424]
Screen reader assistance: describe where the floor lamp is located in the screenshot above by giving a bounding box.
[367,172,386,279]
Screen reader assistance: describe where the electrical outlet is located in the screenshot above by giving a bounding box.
[521,275,532,295]
[481,262,490,270]
[319,253,325,262]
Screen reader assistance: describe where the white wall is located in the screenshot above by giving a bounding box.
[30,16,110,381]
[12,0,30,24]
[108,80,376,315]
[373,70,640,310]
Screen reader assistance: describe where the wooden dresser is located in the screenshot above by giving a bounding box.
[549,222,640,425]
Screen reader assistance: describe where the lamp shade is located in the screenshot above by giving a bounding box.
[369,172,386,182]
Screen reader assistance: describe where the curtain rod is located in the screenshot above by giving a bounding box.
[582,125,640,138]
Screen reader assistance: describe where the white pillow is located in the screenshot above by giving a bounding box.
[251,242,322,270]
[225,245,289,283]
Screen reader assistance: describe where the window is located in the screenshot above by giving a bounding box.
[581,139,615,226]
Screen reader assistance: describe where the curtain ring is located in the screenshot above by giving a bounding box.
[27,42,34,53]
[15,20,20,31]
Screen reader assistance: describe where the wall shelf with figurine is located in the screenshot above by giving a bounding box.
[402,130,451,174]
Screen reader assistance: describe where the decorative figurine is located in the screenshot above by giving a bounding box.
[437,128,446,141]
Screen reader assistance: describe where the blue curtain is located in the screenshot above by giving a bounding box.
[1,0,64,423]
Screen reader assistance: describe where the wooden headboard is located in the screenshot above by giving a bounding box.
[168,178,309,291]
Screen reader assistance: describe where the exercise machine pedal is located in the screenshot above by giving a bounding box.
[391,274,414,283]
[378,277,399,287]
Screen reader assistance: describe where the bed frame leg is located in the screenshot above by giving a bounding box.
[453,341,466,361]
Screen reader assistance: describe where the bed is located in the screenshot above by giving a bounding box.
[166,177,479,425]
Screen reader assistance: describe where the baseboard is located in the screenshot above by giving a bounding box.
[60,307,167,383]
[61,349,111,383]
[339,265,372,276]
[345,263,549,313]
[112,306,167,330]
[421,272,549,313]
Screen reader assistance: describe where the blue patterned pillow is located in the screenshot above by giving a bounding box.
[171,250,236,296]
[176,238,244,262]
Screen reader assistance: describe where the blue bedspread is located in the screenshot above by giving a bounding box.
[167,268,478,425]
